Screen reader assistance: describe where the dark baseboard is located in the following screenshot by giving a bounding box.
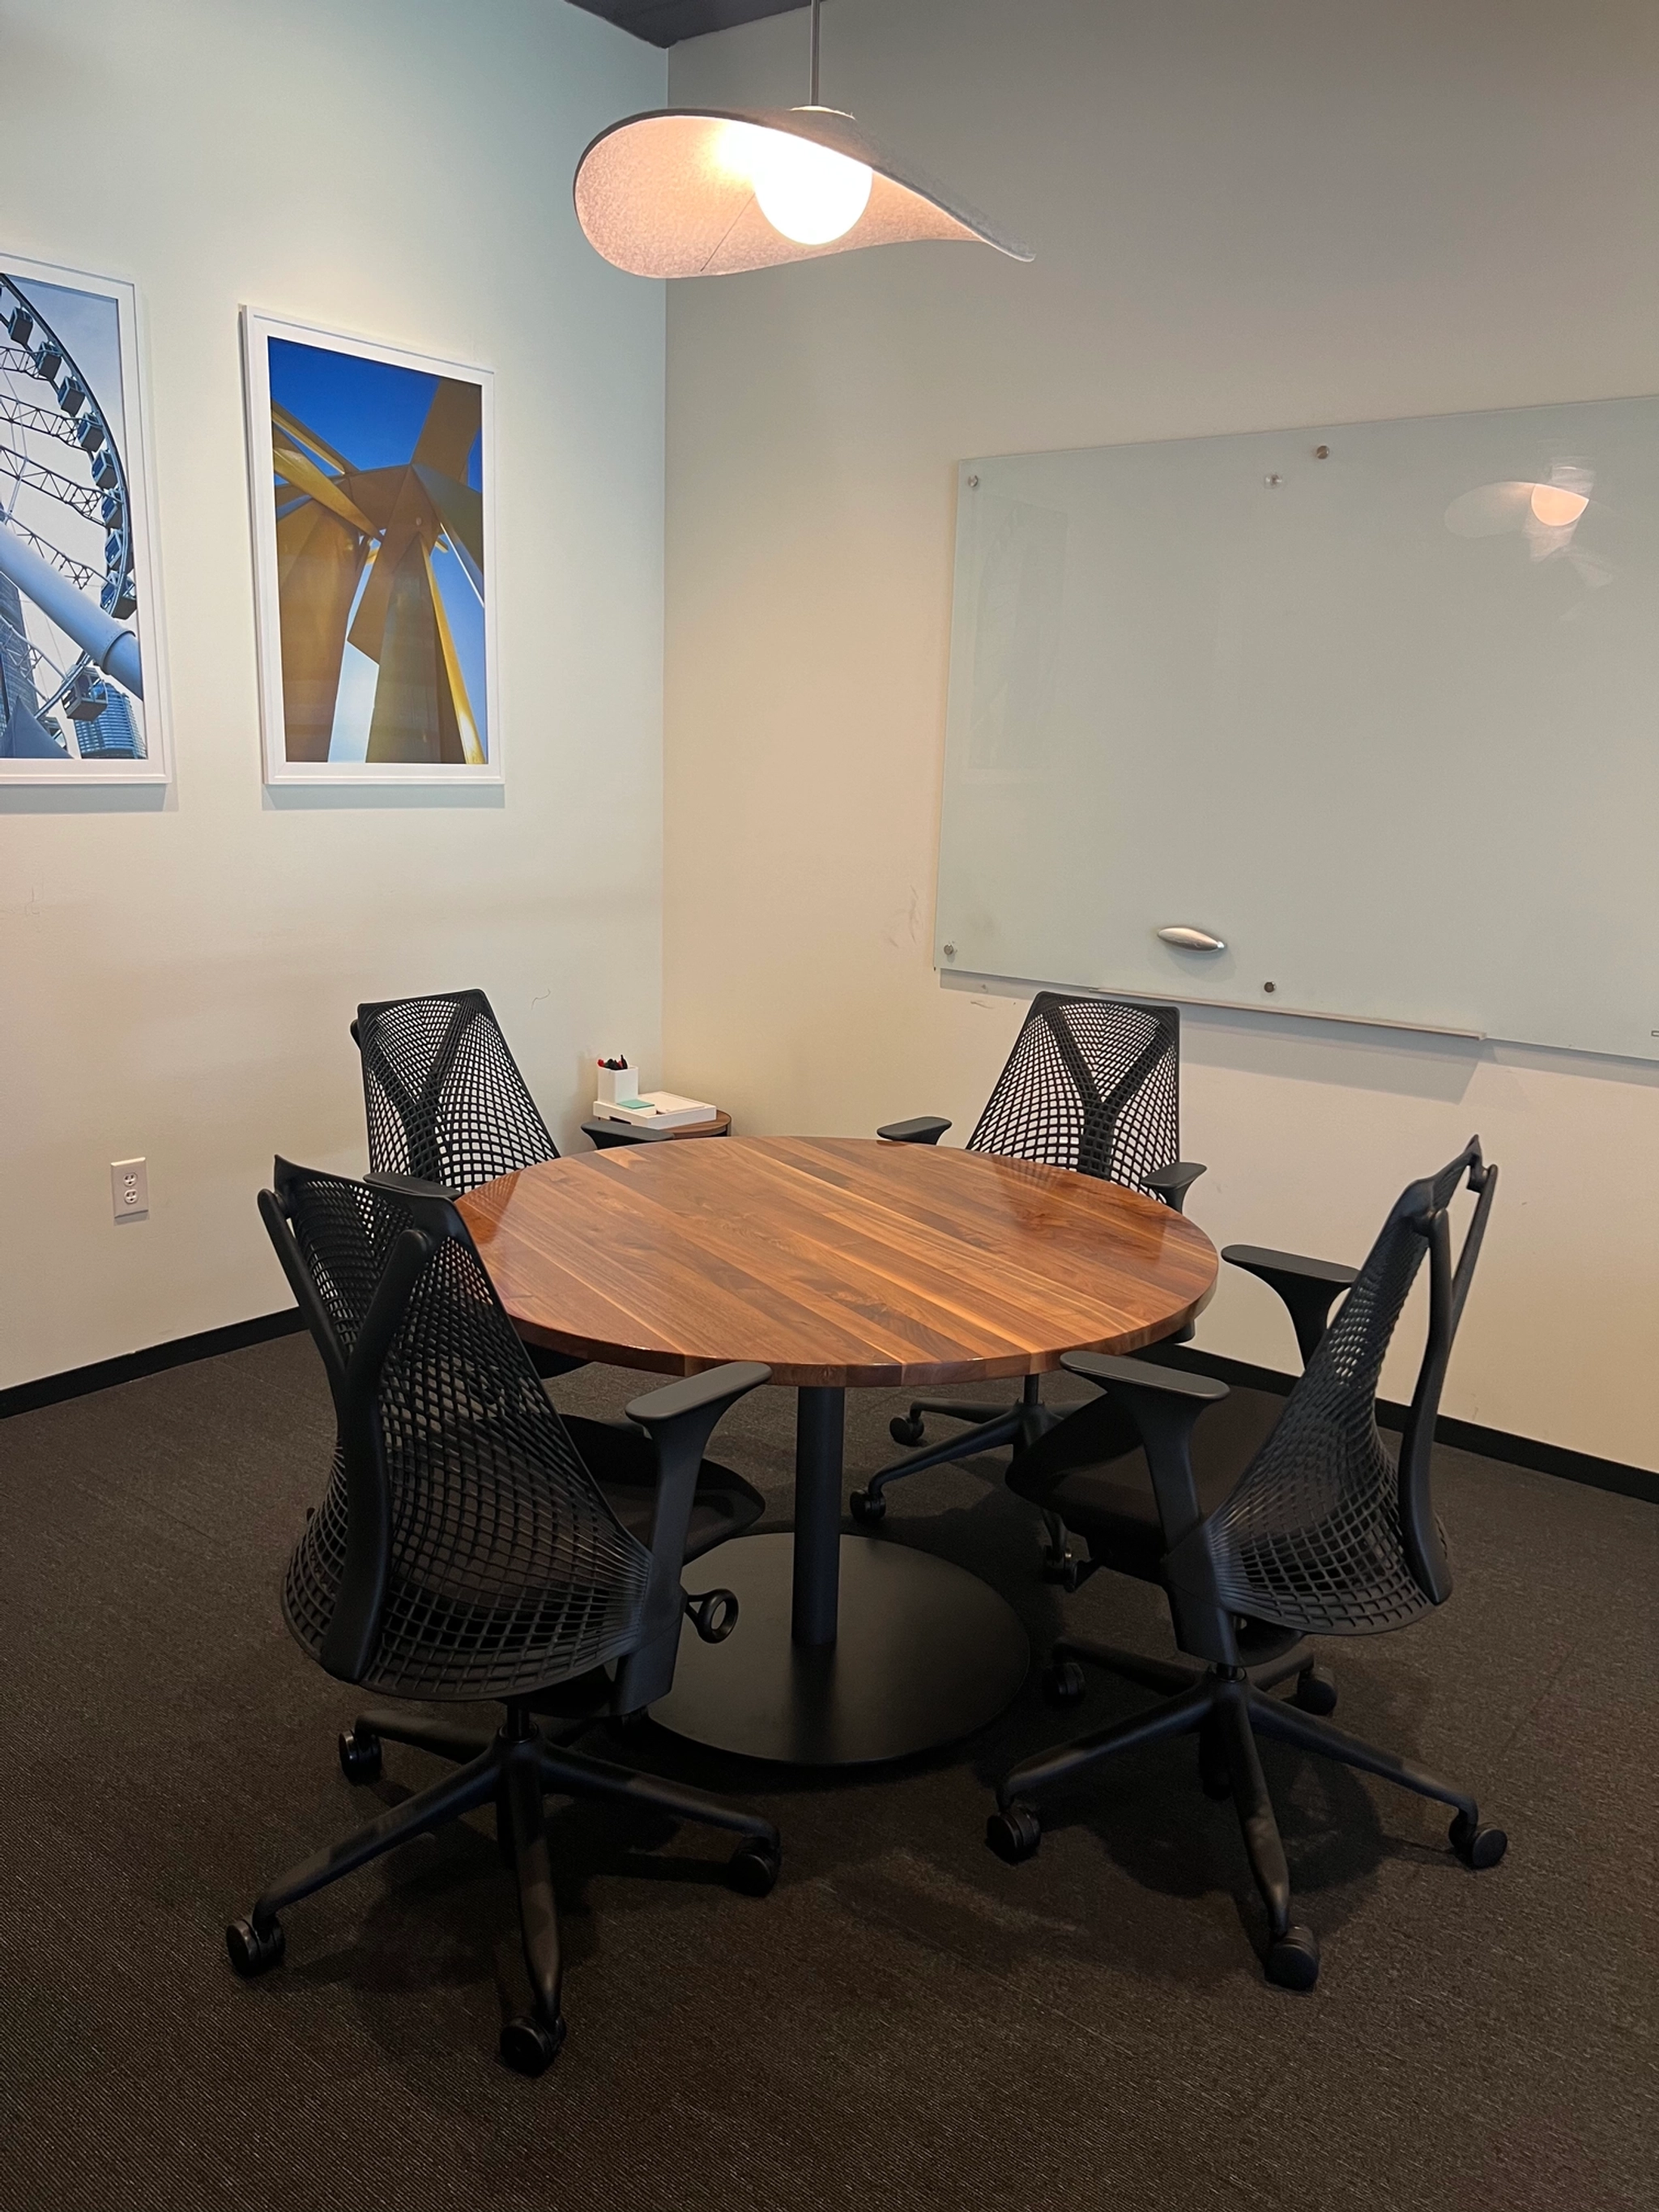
[1160,1345,1659,1508]
[0,1309,304,1421]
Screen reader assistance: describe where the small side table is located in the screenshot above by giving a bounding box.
[581,1111,731,1150]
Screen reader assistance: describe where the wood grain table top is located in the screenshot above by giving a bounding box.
[458,1136,1217,1390]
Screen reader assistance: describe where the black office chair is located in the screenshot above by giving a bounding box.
[228,1159,778,2074]
[985,1138,1505,1990]
[851,993,1205,1532]
[354,988,578,1379]
[355,987,560,1189]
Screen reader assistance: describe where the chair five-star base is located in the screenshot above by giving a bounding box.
[228,1699,781,2075]
[987,1638,1506,1990]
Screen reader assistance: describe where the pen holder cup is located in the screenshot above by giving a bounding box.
[595,1064,634,1106]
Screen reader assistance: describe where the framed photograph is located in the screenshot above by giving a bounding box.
[0,254,168,784]
[241,311,499,787]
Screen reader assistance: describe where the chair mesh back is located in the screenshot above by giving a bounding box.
[279,1169,651,1703]
[357,990,558,1193]
[967,993,1180,1191]
[283,1168,412,1357]
[1205,1150,1473,1637]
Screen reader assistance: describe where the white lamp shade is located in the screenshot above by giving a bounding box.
[574,105,1032,278]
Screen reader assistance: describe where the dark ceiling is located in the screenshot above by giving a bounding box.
[567,0,806,49]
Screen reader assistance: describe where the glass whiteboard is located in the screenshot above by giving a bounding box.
[936,398,1659,1059]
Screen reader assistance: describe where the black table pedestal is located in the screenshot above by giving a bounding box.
[648,1386,1030,1767]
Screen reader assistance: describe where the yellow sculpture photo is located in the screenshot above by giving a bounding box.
[244,314,496,784]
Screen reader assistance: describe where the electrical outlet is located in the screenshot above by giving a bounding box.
[111,1157,148,1222]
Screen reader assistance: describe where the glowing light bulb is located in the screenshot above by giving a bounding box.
[746,129,872,245]
[1530,483,1589,527]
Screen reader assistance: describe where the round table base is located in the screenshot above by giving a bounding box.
[649,1533,1030,1767]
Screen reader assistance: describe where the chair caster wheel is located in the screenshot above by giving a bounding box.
[226,1915,286,1977]
[1292,1665,1337,1717]
[338,1727,382,1783]
[1041,1660,1086,1707]
[1265,1923,1320,1991]
[986,1801,1043,1865]
[1449,1812,1508,1869]
[500,2013,566,2076]
[727,1837,782,1897]
[849,1487,887,1527]
[889,1413,926,1447]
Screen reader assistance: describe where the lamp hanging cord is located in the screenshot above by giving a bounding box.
[809,0,821,104]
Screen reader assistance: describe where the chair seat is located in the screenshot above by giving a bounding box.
[284,1421,765,1701]
[1009,1381,1286,1583]
[561,1417,766,1562]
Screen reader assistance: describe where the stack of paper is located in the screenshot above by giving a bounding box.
[592,1090,718,1129]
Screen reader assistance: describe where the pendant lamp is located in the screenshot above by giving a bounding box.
[574,0,1031,279]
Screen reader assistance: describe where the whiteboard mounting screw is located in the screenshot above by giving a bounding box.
[1265,473,1283,488]
[943,943,957,960]
[1263,980,1277,994]
[1315,445,1329,458]
[966,475,979,489]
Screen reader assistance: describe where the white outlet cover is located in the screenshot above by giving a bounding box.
[111,1157,148,1221]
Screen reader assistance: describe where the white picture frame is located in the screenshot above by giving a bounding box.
[0,252,170,785]
[241,309,501,789]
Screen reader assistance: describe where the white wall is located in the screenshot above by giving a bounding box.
[664,0,1659,1469]
[0,0,667,1388]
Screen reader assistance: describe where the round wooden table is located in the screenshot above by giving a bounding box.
[459,1137,1217,1766]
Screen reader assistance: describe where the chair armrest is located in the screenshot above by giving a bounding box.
[876,1116,951,1145]
[1062,1352,1229,1404]
[1222,1244,1358,1366]
[1145,1160,1206,1213]
[625,1364,772,1429]
[625,1364,771,1613]
[1060,1351,1228,1550]
[605,1366,769,1712]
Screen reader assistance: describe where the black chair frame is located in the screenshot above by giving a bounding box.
[228,1165,780,2074]
[353,987,582,1382]
[354,987,559,1191]
[987,1140,1505,1990]
[852,993,1204,1540]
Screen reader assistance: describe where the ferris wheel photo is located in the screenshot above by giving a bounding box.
[0,254,164,780]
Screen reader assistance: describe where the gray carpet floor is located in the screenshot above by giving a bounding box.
[0,1335,1654,2212]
